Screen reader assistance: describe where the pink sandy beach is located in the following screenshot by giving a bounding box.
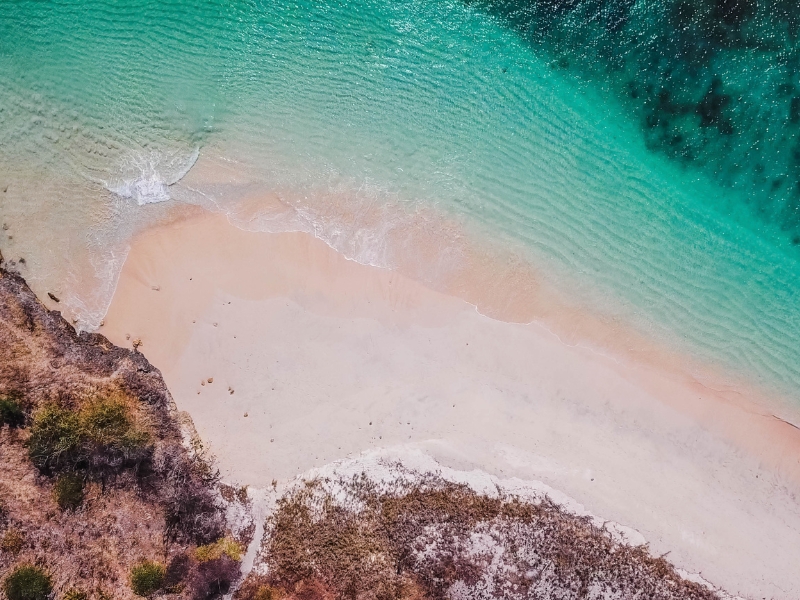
[101,209,800,599]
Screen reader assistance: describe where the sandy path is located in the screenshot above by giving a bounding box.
[102,211,800,598]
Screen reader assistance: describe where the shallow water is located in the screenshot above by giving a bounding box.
[1,0,799,402]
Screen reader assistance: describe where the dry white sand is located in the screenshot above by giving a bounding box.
[102,211,800,599]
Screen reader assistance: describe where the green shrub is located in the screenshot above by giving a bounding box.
[81,398,149,455]
[28,398,150,475]
[3,565,52,600]
[0,396,25,428]
[27,405,82,471]
[53,473,84,510]
[62,589,88,600]
[130,561,166,597]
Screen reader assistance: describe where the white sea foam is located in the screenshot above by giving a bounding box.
[106,146,199,205]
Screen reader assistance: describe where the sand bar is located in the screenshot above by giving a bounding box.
[102,210,800,598]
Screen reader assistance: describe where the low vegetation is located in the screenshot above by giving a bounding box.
[3,565,52,600]
[0,395,24,428]
[130,561,166,597]
[235,474,722,600]
[52,473,85,511]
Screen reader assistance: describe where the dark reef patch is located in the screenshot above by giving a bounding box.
[464,0,800,240]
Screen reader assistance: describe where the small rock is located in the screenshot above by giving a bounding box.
[201,380,205,386]
[243,412,248,418]
[18,257,24,264]
[132,338,142,349]
[213,322,218,327]
[151,285,160,291]
[99,320,104,327]
[228,387,234,395]
[48,292,60,303]
[2,186,7,193]
[207,377,213,383]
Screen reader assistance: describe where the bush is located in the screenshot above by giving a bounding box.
[53,474,84,510]
[1,528,25,554]
[27,405,82,472]
[130,561,165,597]
[195,537,243,563]
[3,565,52,600]
[189,556,240,600]
[62,590,88,600]
[155,446,224,545]
[0,396,25,428]
[28,397,150,475]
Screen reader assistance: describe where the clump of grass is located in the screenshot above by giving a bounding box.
[195,537,243,563]
[130,561,166,597]
[234,576,283,600]
[0,395,25,428]
[28,395,150,475]
[53,473,84,510]
[3,565,52,600]
[62,589,88,600]
[28,404,84,472]
[1,528,25,554]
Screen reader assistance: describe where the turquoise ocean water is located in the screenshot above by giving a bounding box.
[1,0,799,404]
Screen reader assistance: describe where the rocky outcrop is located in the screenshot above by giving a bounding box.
[0,268,242,599]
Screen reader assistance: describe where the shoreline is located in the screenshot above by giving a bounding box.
[102,208,800,598]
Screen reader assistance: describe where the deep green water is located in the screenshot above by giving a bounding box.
[1,0,799,402]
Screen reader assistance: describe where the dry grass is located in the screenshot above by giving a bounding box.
[237,474,722,600]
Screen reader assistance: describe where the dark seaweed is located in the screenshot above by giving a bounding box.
[464,0,800,238]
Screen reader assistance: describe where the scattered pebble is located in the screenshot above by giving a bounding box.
[243,412,248,417]
[213,322,218,327]
[228,387,234,395]
[47,292,60,303]
[151,285,160,291]
[132,338,142,349]
[99,320,104,327]
[201,381,205,386]
[207,377,213,383]
[270,439,274,443]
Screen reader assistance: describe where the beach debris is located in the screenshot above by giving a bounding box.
[132,338,142,349]
[243,412,248,418]
[1,223,6,230]
[99,319,104,327]
[47,292,60,303]
[213,322,218,327]
[201,380,205,386]
[228,387,234,394]
[270,439,274,443]
[207,377,213,383]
